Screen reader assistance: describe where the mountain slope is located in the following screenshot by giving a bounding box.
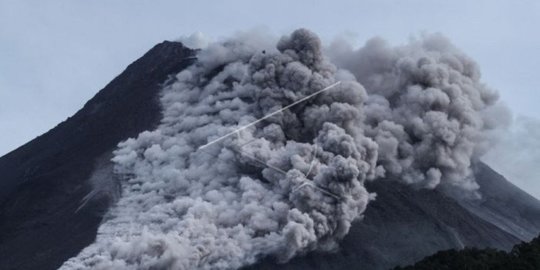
[462,162,540,241]
[0,41,195,270]
[0,41,539,270]
[396,234,540,269]
[247,167,538,270]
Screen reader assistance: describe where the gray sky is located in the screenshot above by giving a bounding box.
[1,0,539,197]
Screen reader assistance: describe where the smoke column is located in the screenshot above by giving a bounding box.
[330,35,503,193]
[61,29,507,269]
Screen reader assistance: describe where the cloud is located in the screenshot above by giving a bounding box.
[329,33,508,193]
[61,29,509,269]
[176,32,212,49]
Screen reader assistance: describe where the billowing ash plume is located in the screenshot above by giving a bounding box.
[330,35,502,191]
[61,29,507,269]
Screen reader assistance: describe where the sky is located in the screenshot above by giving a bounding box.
[1,0,539,197]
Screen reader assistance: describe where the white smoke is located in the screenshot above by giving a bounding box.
[61,29,508,269]
[176,32,212,49]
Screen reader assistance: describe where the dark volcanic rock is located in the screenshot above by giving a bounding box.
[246,165,536,270]
[0,41,195,270]
[461,162,540,241]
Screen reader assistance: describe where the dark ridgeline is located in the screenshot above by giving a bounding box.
[395,234,540,269]
[0,41,196,270]
[0,41,539,270]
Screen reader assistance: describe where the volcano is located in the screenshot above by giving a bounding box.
[1,40,539,270]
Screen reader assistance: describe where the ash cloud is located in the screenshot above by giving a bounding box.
[61,29,508,269]
[329,34,504,192]
[176,32,212,49]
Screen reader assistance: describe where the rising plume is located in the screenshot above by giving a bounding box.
[61,29,508,269]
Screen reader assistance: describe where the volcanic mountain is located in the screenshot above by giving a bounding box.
[0,40,539,270]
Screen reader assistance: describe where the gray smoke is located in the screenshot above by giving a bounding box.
[330,34,503,192]
[61,29,507,269]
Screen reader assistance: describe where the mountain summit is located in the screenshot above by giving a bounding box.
[0,41,195,270]
[1,37,539,270]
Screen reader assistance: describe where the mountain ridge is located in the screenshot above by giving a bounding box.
[396,233,540,269]
[0,41,538,270]
[0,41,195,270]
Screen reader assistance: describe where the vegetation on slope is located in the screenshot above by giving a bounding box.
[396,234,540,269]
